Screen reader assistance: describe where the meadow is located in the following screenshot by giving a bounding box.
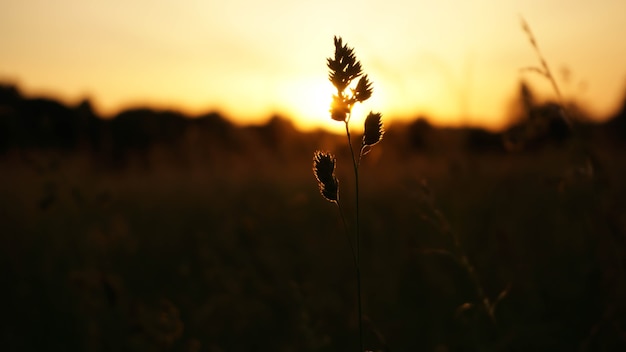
[2,81,626,351]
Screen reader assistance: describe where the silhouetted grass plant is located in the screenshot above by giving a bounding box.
[313,36,384,352]
[519,16,596,179]
[313,27,581,352]
[519,16,572,130]
[313,35,509,352]
[519,17,626,350]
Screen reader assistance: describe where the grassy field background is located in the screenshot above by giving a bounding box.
[2,85,626,351]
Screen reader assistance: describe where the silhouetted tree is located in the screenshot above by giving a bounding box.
[74,99,104,154]
[0,84,22,152]
[407,117,433,151]
[104,108,191,167]
[18,97,77,149]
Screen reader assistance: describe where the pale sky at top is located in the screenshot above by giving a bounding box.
[1,0,625,132]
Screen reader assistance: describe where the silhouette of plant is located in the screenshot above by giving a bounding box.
[313,36,384,352]
[519,16,571,128]
[519,17,595,161]
[519,17,626,350]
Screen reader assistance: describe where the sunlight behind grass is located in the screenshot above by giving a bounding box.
[2,1,626,132]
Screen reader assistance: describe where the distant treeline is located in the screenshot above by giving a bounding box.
[0,84,321,167]
[1,83,625,162]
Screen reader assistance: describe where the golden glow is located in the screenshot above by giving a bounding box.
[277,77,336,132]
[1,0,626,131]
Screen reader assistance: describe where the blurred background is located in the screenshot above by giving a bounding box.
[1,1,626,351]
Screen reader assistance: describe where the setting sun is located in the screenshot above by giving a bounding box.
[1,0,626,131]
[277,77,336,132]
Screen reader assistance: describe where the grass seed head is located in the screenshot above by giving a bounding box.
[313,151,339,202]
[363,112,384,147]
[327,36,364,94]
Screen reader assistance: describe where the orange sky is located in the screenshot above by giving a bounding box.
[1,0,626,133]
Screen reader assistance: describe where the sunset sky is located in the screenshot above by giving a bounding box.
[1,0,625,132]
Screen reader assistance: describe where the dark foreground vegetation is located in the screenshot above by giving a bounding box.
[2,82,626,351]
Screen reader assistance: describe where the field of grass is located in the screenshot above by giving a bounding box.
[2,122,625,352]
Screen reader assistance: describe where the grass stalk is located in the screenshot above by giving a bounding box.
[336,202,357,275]
[314,36,383,352]
[344,118,363,352]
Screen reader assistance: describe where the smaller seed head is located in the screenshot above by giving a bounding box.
[313,151,339,202]
[363,112,384,147]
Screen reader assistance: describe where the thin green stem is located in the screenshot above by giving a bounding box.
[344,119,363,352]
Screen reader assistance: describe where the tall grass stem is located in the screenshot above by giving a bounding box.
[344,118,363,352]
